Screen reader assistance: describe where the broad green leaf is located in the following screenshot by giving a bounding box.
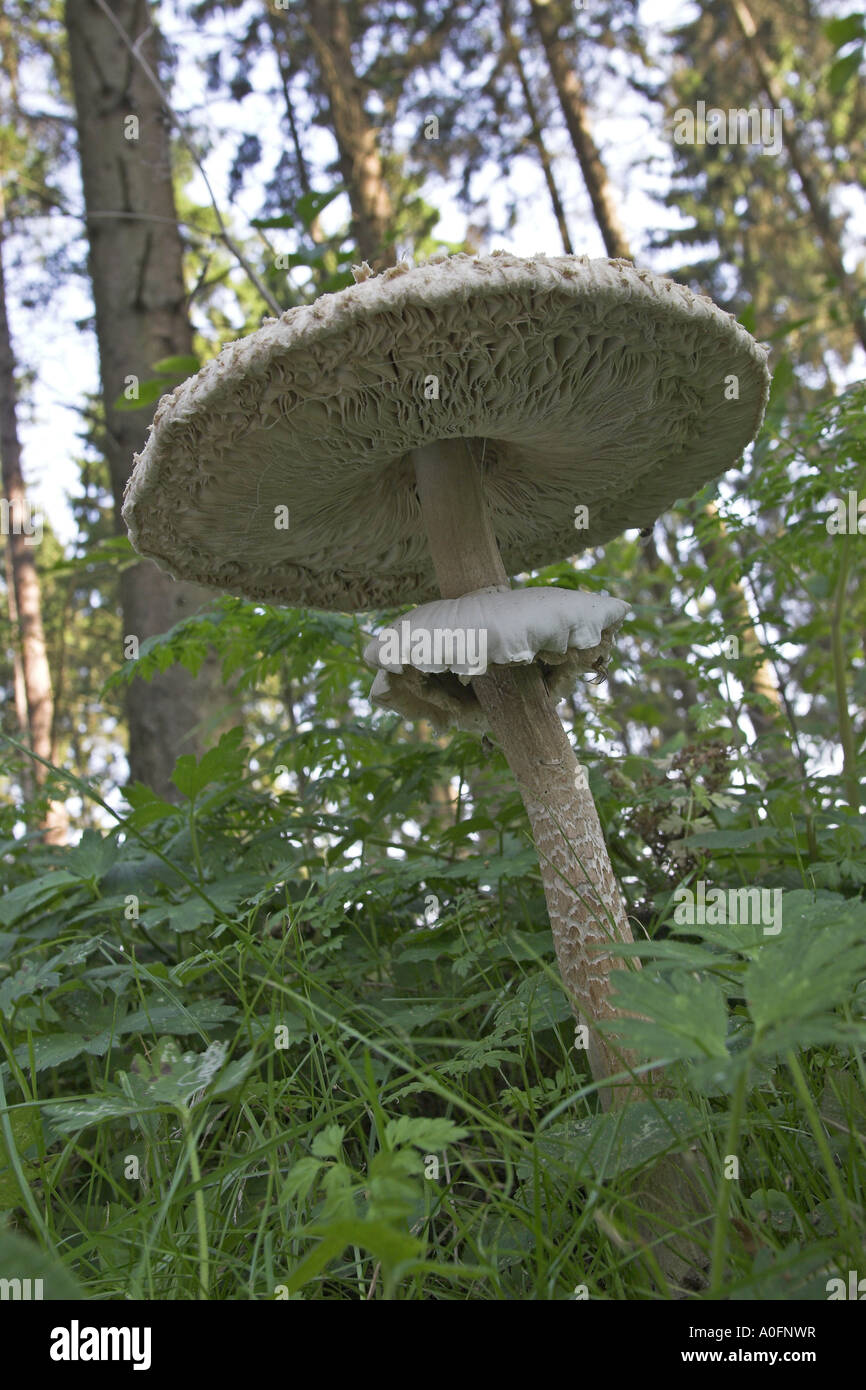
[745,915,866,1031]
[111,378,166,412]
[284,1218,422,1293]
[606,969,730,1062]
[828,47,864,93]
[66,828,118,883]
[150,354,199,376]
[526,1100,703,1181]
[681,826,779,849]
[823,13,865,48]
[171,727,246,800]
[384,1117,468,1151]
[0,872,82,927]
[295,187,345,229]
[311,1124,345,1158]
[281,1156,323,1204]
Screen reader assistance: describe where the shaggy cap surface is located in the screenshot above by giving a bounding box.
[363,587,629,731]
[123,251,771,612]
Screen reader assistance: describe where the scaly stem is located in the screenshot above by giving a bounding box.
[412,438,638,1104]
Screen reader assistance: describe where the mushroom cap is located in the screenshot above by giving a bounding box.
[364,586,629,732]
[122,251,771,613]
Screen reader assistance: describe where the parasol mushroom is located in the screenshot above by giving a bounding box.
[123,251,770,1111]
[362,585,630,732]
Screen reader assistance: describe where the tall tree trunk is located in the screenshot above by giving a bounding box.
[527,0,631,260]
[0,214,68,843]
[303,0,397,267]
[527,0,787,749]
[730,0,866,353]
[4,545,31,785]
[500,0,574,254]
[696,501,785,741]
[66,0,236,799]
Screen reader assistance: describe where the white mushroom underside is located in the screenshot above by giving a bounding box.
[122,252,771,612]
[364,586,629,731]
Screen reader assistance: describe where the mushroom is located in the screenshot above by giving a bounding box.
[363,585,630,732]
[123,252,769,1107]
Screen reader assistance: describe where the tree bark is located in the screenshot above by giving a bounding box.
[304,0,397,267]
[528,0,631,260]
[0,214,68,843]
[526,0,788,753]
[500,0,574,254]
[66,0,236,799]
[730,0,866,353]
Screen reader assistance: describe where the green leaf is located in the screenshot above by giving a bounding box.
[111,378,166,412]
[119,999,237,1037]
[123,782,183,828]
[295,187,345,229]
[681,826,779,849]
[526,1100,703,1181]
[828,47,864,93]
[284,1219,422,1293]
[45,1038,233,1131]
[823,13,865,48]
[250,213,295,229]
[66,828,118,883]
[44,1093,144,1133]
[311,1124,345,1158]
[281,1156,323,1204]
[0,958,62,1015]
[745,916,866,1032]
[494,971,573,1036]
[210,1049,258,1097]
[150,354,200,376]
[126,1037,229,1106]
[384,1117,468,1151]
[171,727,246,800]
[0,872,82,927]
[606,969,730,1062]
[12,1032,112,1071]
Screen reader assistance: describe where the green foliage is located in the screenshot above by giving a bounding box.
[111,356,201,412]
[4,378,866,1299]
[2,0,865,1305]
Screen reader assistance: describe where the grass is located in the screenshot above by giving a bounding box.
[2,818,864,1301]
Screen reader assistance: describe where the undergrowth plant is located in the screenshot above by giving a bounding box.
[0,386,864,1300]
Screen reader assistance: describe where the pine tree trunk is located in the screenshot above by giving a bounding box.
[730,0,866,353]
[528,0,631,260]
[65,0,236,800]
[304,0,397,266]
[500,0,574,254]
[528,0,788,754]
[0,216,67,843]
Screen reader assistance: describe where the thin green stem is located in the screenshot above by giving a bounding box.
[179,1107,210,1299]
[709,1055,750,1296]
[831,533,859,811]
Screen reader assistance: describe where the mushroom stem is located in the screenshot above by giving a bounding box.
[412,438,639,1105]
